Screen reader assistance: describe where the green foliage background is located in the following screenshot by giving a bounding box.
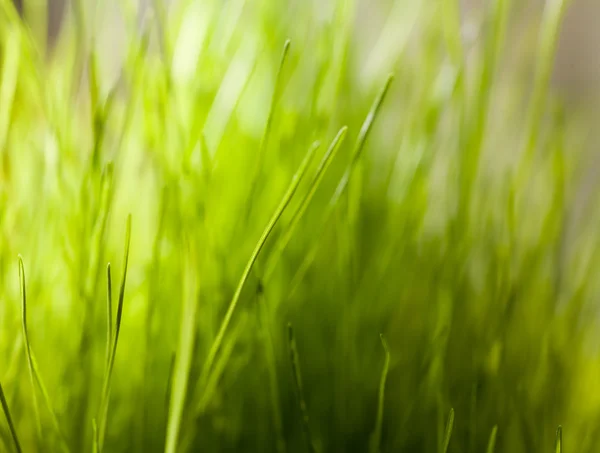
[0,0,599,452]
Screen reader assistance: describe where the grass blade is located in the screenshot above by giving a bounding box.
[164,352,176,416]
[0,27,20,167]
[105,264,113,371]
[334,73,394,204]
[555,425,562,453]
[256,286,285,453]
[369,334,390,453]
[30,353,71,453]
[18,256,42,439]
[245,39,292,218]
[0,380,21,453]
[518,0,569,182]
[264,127,348,280]
[486,425,498,453]
[197,314,247,414]
[287,323,316,453]
[97,215,132,452]
[286,75,394,298]
[442,408,455,453]
[92,419,99,453]
[165,238,199,453]
[196,140,318,401]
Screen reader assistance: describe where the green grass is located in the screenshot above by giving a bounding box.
[0,0,598,451]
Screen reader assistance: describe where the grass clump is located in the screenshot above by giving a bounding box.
[0,0,599,452]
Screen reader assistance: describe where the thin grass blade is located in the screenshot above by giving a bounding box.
[369,334,390,453]
[196,140,318,401]
[30,352,71,453]
[286,75,394,298]
[165,237,199,453]
[264,127,348,280]
[97,215,132,451]
[197,314,247,413]
[256,286,286,453]
[245,39,292,218]
[287,323,316,453]
[0,380,21,453]
[442,408,455,453]
[486,425,498,453]
[18,256,42,438]
[105,263,113,370]
[92,419,99,453]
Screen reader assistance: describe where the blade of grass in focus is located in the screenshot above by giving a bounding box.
[195,139,319,405]
[97,216,131,452]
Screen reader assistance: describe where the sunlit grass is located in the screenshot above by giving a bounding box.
[0,0,598,452]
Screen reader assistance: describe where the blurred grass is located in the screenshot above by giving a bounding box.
[1,0,600,452]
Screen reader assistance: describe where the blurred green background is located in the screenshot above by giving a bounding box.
[1,0,600,452]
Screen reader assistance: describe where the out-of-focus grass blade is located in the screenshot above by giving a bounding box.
[459,0,510,214]
[165,237,198,453]
[196,140,318,403]
[0,380,21,453]
[518,0,569,178]
[196,314,247,413]
[369,334,390,453]
[105,264,113,370]
[0,27,20,164]
[287,74,394,298]
[263,127,347,280]
[442,408,454,453]
[442,0,464,67]
[555,425,562,453]
[97,215,132,452]
[18,256,42,438]
[287,323,316,453]
[245,39,292,218]
[336,73,394,203]
[256,285,285,453]
[30,353,71,453]
[486,425,498,453]
[92,419,99,453]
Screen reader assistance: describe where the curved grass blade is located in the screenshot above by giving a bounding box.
[555,425,562,453]
[196,140,318,401]
[486,425,498,453]
[442,408,455,453]
[245,39,292,218]
[0,380,21,453]
[97,215,132,452]
[264,127,348,280]
[286,74,394,297]
[18,256,42,438]
[369,334,390,453]
[287,323,316,453]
